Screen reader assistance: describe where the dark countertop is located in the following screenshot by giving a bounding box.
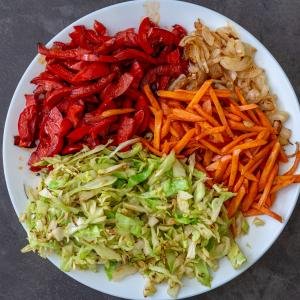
[0,0,299,299]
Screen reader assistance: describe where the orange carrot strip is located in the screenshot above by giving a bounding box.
[187,80,213,108]
[228,120,272,133]
[283,152,300,175]
[224,111,242,122]
[170,109,204,122]
[252,203,282,222]
[259,142,281,190]
[161,140,171,154]
[230,139,267,153]
[243,208,262,217]
[244,158,264,176]
[141,139,163,156]
[149,117,155,132]
[227,185,246,218]
[160,101,171,115]
[193,104,220,127]
[172,121,185,137]
[255,108,273,129]
[258,164,279,207]
[153,110,163,150]
[230,104,252,121]
[287,142,299,158]
[181,123,191,132]
[202,99,212,114]
[241,179,259,212]
[214,155,232,183]
[195,161,206,173]
[203,149,213,166]
[221,132,257,154]
[238,104,258,111]
[228,149,241,188]
[161,118,171,139]
[100,108,135,119]
[210,88,233,137]
[175,88,232,98]
[143,84,161,110]
[197,126,226,140]
[157,90,192,101]
[173,128,196,154]
[169,125,181,138]
[199,139,222,155]
[233,176,245,193]
[223,163,232,182]
[235,87,260,124]
[278,146,289,163]
[270,178,295,194]
[206,160,220,171]
[167,100,185,108]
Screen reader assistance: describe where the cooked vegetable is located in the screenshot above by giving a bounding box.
[21,140,246,297]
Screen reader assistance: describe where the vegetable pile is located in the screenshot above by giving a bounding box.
[21,140,247,297]
[142,80,300,222]
[14,18,187,169]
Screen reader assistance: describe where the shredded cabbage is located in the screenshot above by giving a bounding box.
[21,141,246,297]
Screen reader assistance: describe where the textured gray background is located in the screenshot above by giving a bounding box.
[0,0,299,299]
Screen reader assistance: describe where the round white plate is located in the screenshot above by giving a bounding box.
[3,0,300,299]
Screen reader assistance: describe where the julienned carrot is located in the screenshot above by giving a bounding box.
[169,125,181,138]
[193,104,220,126]
[141,138,163,156]
[241,174,259,212]
[229,139,267,153]
[101,108,135,118]
[238,104,258,111]
[161,117,171,139]
[224,112,242,122]
[172,121,185,137]
[197,126,226,139]
[270,178,295,194]
[170,109,203,122]
[187,79,213,108]
[200,139,222,155]
[259,142,281,190]
[243,208,262,217]
[228,120,270,133]
[153,109,163,150]
[143,84,161,110]
[209,88,233,137]
[227,185,246,218]
[214,155,231,182]
[258,164,279,207]
[221,132,257,154]
[206,160,220,171]
[228,149,240,188]
[175,88,232,98]
[173,128,196,154]
[202,99,212,114]
[157,90,193,101]
[255,108,273,129]
[252,203,282,222]
[195,161,206,172]
[230,104,252,122]
[235,87,260,124]
[233,176,245,193]
[203,149,213,167]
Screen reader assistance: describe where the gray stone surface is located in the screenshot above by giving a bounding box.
[0,0,299,299]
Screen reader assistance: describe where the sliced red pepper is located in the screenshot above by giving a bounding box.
[148,27,176,46]
[25,94,37,107]
[113,48,158,64]
[142,64,182,86]
[166,48,181,64]
[135,95,150,133]
[133,110,145,134]
[89,116,117,137]
[69,25,93,50]
[53,41,74,50]
[129,60,144,89]
[158,75,170,90]
[116,116,135,145]
[67,124,92,143]
[172,24,187,42]
[28,107,66,167]
[38,43,91,60]
[72,62,110,82]
[138,17,155,54]
[95,38,116,54]
[115,28,139,48]
[61,143,84,155]
[66,103,84,127]
[101,73,133,102]
[94,20,107,36]
[84,100,117,123]
[47,63,75,83]
[65,61,88,71]
[31,71,59,83]
[70,73,115,99]
[32,80,65,93]
[45,87,71,109]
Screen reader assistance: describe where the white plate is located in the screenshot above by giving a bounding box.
[3,0,300,299]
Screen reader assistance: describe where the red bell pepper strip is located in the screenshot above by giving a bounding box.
[94,20,107,36]
[101,73,134,102]
[65,61,88,71]
[166,48,181,64]
[45,87,71,109]
[142,64,182,86]
[135,95,150,133]
[138,17,155,54]
[133,110,145,134]
[61,143,84,155]
[31,80,65,92]
[47,63,76,83]
[70,73,115,99]
[31,71,59,83]
[113,48,158,64]
[38,43,91,60]
[116,116,135,145]
[172,24,187,42]
[115,28,139,48]
[89,116,117,137]
[95,38,116,54]
[129,60,144,89]
[67,124,92,143]
[66,103,84,127]
[15,104,38,148]
[25,94,37,107]
[28,107,67,167]
[158,75,170,90]
[72,62,110,82]
[69,26,92,50]
[148,27,176,46]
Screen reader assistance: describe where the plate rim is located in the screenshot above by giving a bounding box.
[2,0,300,299]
